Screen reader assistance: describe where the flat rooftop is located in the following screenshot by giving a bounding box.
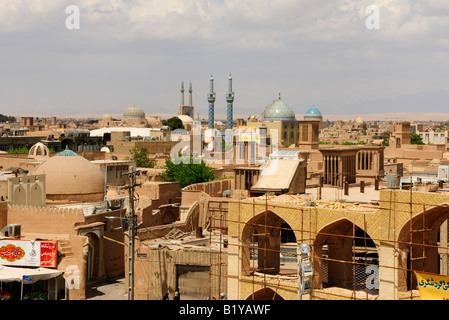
[305,185,380,204]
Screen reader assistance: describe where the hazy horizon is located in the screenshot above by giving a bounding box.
[1,1,448,118]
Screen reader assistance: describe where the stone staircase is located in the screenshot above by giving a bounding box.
[58,239,76,260]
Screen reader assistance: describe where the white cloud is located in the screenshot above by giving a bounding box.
[1,0,448,45]
[0,0,448,116]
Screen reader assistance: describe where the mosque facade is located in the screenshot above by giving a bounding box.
[98,106,162,129]
[246,97,323,148]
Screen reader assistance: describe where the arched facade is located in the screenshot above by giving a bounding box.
[240,210,297,277]
[313,218,379,292]
[227,189,449,300]
[395,204,449,293]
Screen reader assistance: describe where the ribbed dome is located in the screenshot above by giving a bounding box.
[123,106,145,119]
[33,150,105,203]
[263,98,296,121]
[28,142,50,160]
[304,106,323,121]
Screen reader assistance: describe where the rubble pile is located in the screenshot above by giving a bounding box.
[258,194,378,212]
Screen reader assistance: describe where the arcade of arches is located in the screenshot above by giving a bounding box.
[226,189,449,300]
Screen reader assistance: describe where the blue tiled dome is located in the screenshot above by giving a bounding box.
[123,106,145,119]
[56,148,79,157]
[263,98,296,121]
[304,106,322,121]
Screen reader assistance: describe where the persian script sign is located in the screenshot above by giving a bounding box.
[415,272,449,300]
[39,241,58,268]
[0,240,58,268]
[0,244,25,262]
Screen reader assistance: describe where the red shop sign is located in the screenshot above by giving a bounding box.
[0,244,25,262]
[0,240,58,268]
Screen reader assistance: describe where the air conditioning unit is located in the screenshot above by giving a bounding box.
[1,226,9,237]
[8,224,21,238]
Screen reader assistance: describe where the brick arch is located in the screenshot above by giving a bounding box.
[245,287,284,300]
[241,210,297,276]
[313,218,378,289]
[396,204,449,291]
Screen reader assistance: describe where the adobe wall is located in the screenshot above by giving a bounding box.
[0,201,7,229]
[141,202,180,227]
[78,151,107,161]
[132,181,180,204]
[0,180,7,201]
[109,139,178,160]
[385,144,444,160]
[5,204,85,235]
[135,245,227,300]
[289,161,307,194]
[1,204,125,300]
[182,179,234,198]
[0,203,94,300]
[0,154,35,169]
[5,231,89,300]
[84,208,126,278]
[60,234,88,300]
[133,181,181,228]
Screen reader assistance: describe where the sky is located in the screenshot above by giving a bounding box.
[0,0,448,119]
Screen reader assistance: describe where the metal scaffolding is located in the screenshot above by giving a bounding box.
[200,183,449,300]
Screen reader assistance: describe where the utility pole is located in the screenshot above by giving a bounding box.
[122,166,141,300]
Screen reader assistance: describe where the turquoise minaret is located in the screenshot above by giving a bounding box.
[226,73,234,130]
[208,75,216,129]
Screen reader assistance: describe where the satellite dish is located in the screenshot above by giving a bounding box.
[299,243,310,254]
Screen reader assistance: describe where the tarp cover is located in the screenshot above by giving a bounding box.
[252,159,300,191]
[0,265,62,284]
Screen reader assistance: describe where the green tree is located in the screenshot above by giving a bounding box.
[162,117,185,130]
[0,114,16,123]
[125,146,155,168]
[361,122,367,135]
[7,147,29,154]
[411,133,424,145]
[161,157,215,189]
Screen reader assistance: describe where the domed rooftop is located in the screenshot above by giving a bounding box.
[28,142,50,161]
[263,98,296,121]
[178,115,194,125]
[102,114,113,121]
[355,116,365,124]
[304,106,323,121]
[123,106,145,119]
[33,149,105,203]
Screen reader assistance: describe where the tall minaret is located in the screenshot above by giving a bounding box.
[208,75,216,129]
[189,82,193,107]
[226,73,235,130]
[179,81,185,115]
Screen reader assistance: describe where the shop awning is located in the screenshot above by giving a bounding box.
[0,265,62,284]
